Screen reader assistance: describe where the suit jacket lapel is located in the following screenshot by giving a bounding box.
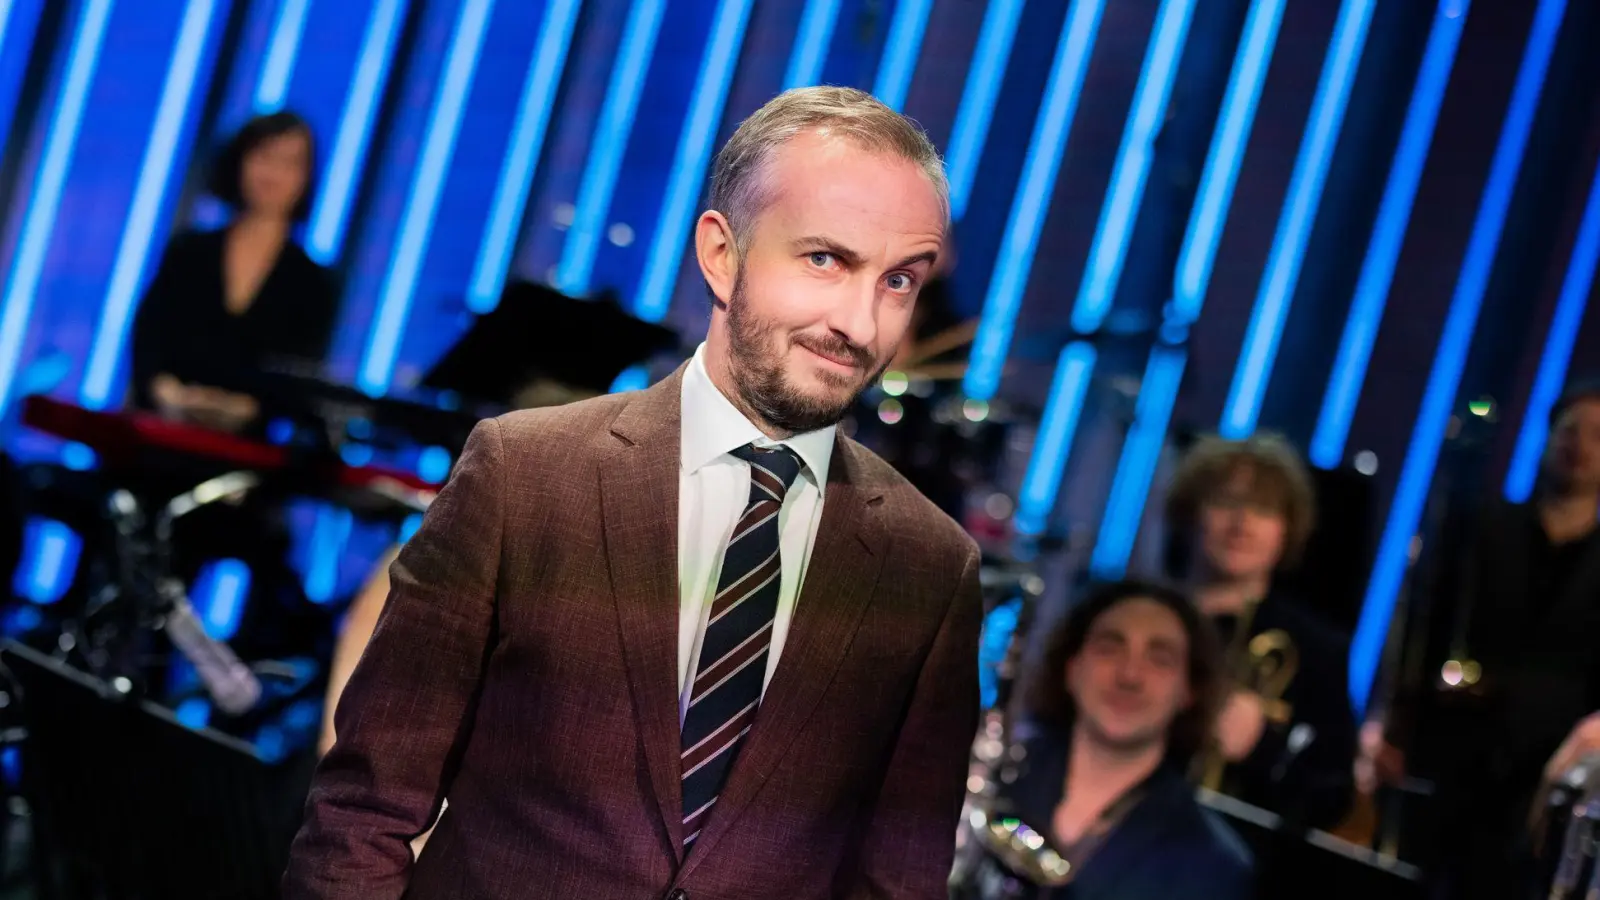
[600,368,688,862]
[678,438,886,877]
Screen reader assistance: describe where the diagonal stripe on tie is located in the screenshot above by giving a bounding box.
[680,443,803,855]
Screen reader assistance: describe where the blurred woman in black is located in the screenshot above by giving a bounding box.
[132,110,337,431]
[1163,434,1357,832]
[125,112,340,694]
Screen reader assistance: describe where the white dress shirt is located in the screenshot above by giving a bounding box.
[677,344,834,724]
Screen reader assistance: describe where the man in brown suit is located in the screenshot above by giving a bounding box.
[283,86,982,899]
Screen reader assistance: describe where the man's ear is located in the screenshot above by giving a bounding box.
[695,210,737,307]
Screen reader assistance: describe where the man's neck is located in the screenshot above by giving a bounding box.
[1191,574,1270,617]
[1065,727,1164,806]
[1538,486,1600,544]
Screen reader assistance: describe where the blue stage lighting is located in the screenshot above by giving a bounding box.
[0,0,113,414]
[871,0,932,112]
[944,0,1024,221]
[632,0,754,325]
[254,0,312,111]
[553,0,668,296]
[81,0,224,410]
[466,0,584,313]
[1220,0,1376,439]
[1091,0,1287,577]
[963,0,1108,403]
[781,0,841,90]
[358,0,496,396]
[306,0,409,264]
[1311,0,1467,469]
[1505,157,1600,502]
[1351,0,1566,716]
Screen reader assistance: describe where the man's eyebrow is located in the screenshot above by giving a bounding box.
[791,236,865,267]
[790,237,940,273]
[892,249,939,271]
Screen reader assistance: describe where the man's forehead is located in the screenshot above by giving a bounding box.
[764,138,944,229]
[1094,599,1187,640]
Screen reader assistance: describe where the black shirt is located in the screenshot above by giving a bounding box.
[952,724,1253,900]
[130,228,338,410]
[1208,591,1357,830]
[1526,514,1599,621]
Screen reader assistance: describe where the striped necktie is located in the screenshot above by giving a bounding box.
[680,443,803,852]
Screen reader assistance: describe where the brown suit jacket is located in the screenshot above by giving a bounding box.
[283,366,982,899]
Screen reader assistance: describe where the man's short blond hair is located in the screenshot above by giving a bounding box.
[709,86,949,250]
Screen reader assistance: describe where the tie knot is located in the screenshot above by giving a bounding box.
[731,443,804,496]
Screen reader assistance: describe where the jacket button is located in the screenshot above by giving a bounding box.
[665,890,688,900]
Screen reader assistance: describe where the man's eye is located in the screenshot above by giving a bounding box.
[809,252,834,268]
[886,273,913,292]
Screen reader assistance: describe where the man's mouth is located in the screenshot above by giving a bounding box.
[797,341,863,371]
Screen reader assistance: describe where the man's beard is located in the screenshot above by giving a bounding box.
[724,270,888,435]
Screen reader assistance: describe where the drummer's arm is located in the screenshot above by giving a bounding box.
[320,545,400,756]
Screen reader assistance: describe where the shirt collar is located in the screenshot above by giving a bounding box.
[681,343,835,491]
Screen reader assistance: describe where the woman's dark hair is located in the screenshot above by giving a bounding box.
[208,111,316,220]
[1022,578,1224,767]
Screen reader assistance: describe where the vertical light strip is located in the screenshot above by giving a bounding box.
[1504,156,1600,502]
[781,0,840,90]
[870,0,933,112]
[1070,0,1199,333]
[1089,346,1187,577]
[0,2,16,81]
[465,0,583,313]
[1089,0,1287,577]
[305,0,408,264]
[943,0,1024,220]
[1351,0,1567,715]
[16,520,78,605]
[196,558,251,640]
[1310,0,1467,468]
[0,0,114,414]
[357,0,496,396]
[961,0,1108,402]
[254,0,312,111]
[632,0,754,324]
[303,507,352,603]
[552,0,667,296]
[1219,0,1377,438]
[80,0,222,410]
[1171,0,1287,323]
[1014,0,1197,538]
[1014,342,1097,535]
[0,2,25,151]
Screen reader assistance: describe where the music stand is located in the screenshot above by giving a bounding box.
[421,281,679,405]
[3,641,311,899]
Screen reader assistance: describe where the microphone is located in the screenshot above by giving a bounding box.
[159,579,261,716]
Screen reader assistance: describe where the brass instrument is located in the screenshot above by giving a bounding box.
[1195,597,1300,791]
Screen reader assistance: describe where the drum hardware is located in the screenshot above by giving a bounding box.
[1538,754,1600,899]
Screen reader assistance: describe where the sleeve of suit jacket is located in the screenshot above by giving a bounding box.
[283,418,505,899]
[842,544,982,898]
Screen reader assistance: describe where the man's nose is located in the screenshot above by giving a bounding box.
[824,279,879,350]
